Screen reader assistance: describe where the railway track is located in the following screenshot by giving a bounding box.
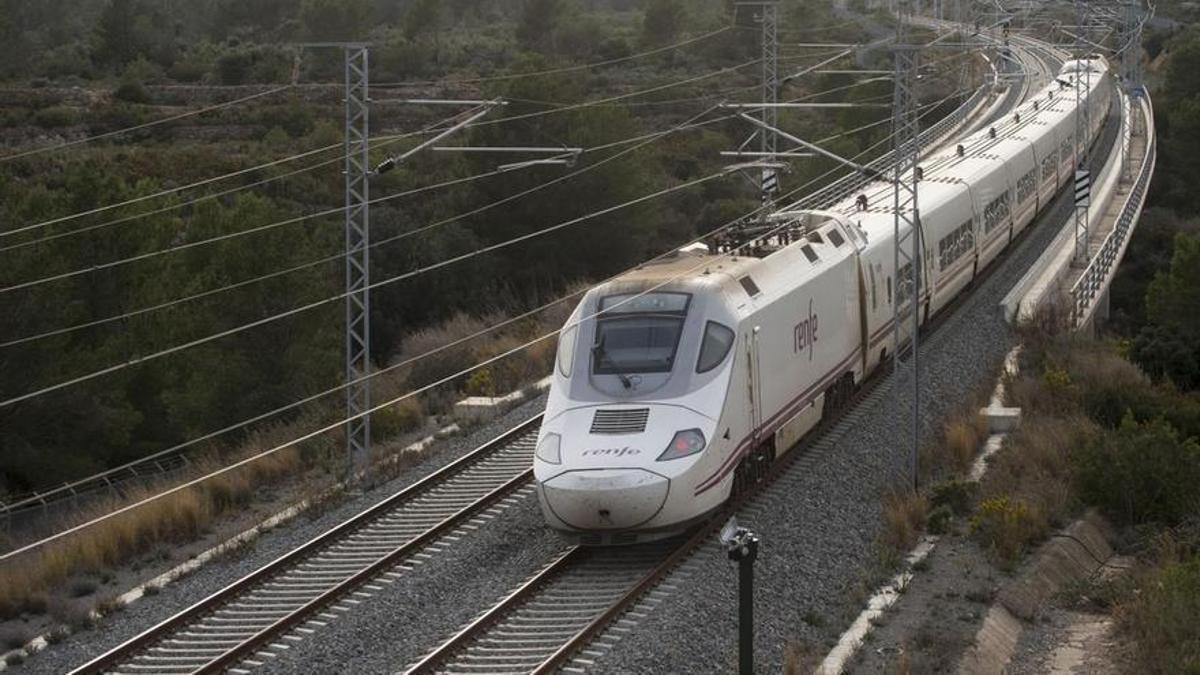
[403,543,676,675]
[405,352,896,675]
[68,28,1024,675]
[402,38,1114,675]
[70,417,543,675]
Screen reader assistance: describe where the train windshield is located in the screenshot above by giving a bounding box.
[592,292,690,375]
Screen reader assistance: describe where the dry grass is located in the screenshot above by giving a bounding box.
[0,291,584,624]
[782,640,823,675]
[927,412,990,477]
[1114,531,1200,674]
[0,445,302,621]
[882,490,929,554]
[971,415,1099,566]
[919,357,1002,483]
[389,305,565,415]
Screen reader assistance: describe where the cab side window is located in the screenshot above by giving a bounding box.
[696,322,735,373]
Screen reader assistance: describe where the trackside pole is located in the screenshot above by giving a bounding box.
[723,522,760,675]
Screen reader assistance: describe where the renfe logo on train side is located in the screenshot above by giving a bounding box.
[793,298,819,361]
[583,447,642,457]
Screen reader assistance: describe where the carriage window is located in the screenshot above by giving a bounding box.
[896,263,915,306]
[696,322,735,374]
[1017,170,1036,204]
[593,292,690,375]
[739,276,761,297]
[827,229,845,248]
[801,245,819,263]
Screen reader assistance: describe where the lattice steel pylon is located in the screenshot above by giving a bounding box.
[1120,0,1144,94]
[732,0,781,209]
[759,1,779,207]
[891,3,922,490]
[1072,1,1091,265]
[343,45,371,479]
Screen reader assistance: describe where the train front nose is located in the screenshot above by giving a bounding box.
[539,469,669,530]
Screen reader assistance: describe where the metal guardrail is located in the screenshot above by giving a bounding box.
[0,47,999,534]
[1069,91,1157,329]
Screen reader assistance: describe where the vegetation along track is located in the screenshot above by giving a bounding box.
[405,360,892,675]
[70,416,542,675]
[68,30,1031,675]
[404,41,1102,675]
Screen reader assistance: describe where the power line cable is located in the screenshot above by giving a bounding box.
[0,26,750,240]
[371,26,735,87]
[0,108,483,241]
[0,57,770,246]
[0,170,729,409]
[0,81,976,532]
[0,163,525,295]
[0,107,944,561]
[0,80,976,404]
[0,80,930,348]
[0,86,293,164]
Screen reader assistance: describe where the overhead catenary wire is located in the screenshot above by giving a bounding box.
[0,86,294,164]
[1,78,950,349]
[370,26,734,88]
[0,78,980,547]
[0,105,490,243]
[0,92,956,558]
[3,45,880,264]
[0,169,730,409]
[0,79,969,456]
[0,55,774,250]
[0,28,762,242]
[0,72,922,349]
[0,163,524,295]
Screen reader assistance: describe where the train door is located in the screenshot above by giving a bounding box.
[745,326,763,443]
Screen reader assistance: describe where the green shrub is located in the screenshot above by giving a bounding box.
[931,479,977,516]
[970,495,1042,565]
[927,504,954,535]
[1120,556,1200,673]
[1074,414,1200,526]
[34,106,79,129]
[372,399,425,439]
[114,81,151,104]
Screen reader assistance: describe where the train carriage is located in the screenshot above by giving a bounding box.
[533,56,1116,544]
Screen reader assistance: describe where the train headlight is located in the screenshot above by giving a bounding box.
[536,432,562,464]
[657,429,706,461]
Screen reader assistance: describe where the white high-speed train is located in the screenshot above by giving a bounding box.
[533,58,1114,544]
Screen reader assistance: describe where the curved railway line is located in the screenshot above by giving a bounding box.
[61,26,1075,675]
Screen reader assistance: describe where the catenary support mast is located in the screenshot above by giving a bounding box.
[891,2,922,490]
[343,44,372,479]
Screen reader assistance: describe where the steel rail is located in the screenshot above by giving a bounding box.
[70,415,542,675]
[405,30,1111,675]
[58,33,1011,675]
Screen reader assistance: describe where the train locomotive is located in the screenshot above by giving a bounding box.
[533,57,1114,545]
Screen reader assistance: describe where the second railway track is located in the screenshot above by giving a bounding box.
[65,28,1044,675]
[71,416,543,675]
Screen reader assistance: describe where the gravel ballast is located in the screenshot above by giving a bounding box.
[589,109,1122,674]
[19,394,548,675]
[19,87,1122,675]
